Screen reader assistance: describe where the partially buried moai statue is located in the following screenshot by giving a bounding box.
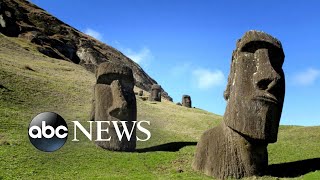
[149,84,161,102]
[90,62,136,152]
[138,90,143,96]
[182,95,192,108]
[193,30,285,179]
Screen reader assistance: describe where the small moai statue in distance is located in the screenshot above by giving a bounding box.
[138,90,143,96]
[90,62,137,152]
[193,30,286,179]
[182,95,192,108]
[149,84,161,102]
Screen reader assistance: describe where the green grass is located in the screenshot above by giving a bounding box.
[0,34,319,179]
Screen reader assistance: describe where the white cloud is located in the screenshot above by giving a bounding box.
[124,47,153,64]
[170,63,192,77]
[84,28,103,41]
[192,68,225,89]
[293,68,320,86]
[110,41,153,67]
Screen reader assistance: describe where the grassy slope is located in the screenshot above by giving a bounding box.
[0,34,319,179]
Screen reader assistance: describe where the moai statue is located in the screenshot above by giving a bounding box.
[149,84,161,102]
[90,62,137,152]
[182,95,192,108]
[193,30,285,179]
[138,90,143,96]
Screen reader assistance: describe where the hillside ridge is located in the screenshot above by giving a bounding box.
[0,0,172,100]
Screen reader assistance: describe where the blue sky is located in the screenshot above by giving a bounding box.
[31,0,320,126]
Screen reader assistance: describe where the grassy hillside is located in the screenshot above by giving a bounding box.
[0,34,319,179]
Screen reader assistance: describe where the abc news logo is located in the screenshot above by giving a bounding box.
[28,112,151,152]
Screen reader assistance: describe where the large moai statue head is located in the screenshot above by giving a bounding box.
[224,30,285,143]
[149,84,161,102]
[93,62,136,151]
[182,95,192,108]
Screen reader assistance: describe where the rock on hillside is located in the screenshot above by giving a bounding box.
[0,0,171,100]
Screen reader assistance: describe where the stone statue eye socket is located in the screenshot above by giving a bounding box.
[267,48,285,68]
[240,41,284,66]
[96,74,133,86]
[241,41,281,53]
[122,88,134,103]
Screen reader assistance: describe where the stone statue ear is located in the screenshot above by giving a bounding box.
[223,89,230,100]
[224,75,232,100]
[224,51,236,101]
[223,73,231,100]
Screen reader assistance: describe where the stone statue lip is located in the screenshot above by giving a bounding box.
[253,93,278,104]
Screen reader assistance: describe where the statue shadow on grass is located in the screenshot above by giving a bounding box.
[136,143,320,177]
[267,158,320,177]
[136,142,197,153]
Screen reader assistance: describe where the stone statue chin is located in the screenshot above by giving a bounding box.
[193,30,285,179]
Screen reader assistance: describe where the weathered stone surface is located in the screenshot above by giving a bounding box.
[0,0,172,101]
[91,62,136,152]
[182,95,191,108]
[193,30,285,179]
[194,123,268,179]
[149,84,161,102]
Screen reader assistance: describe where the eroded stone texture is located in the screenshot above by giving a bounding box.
[90,62,136,152]
[182,95,192,108]
[193,30,285,179]
[149,84,161,102]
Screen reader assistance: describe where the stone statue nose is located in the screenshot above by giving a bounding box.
[253,49,281,91]
[109,80,128,119]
